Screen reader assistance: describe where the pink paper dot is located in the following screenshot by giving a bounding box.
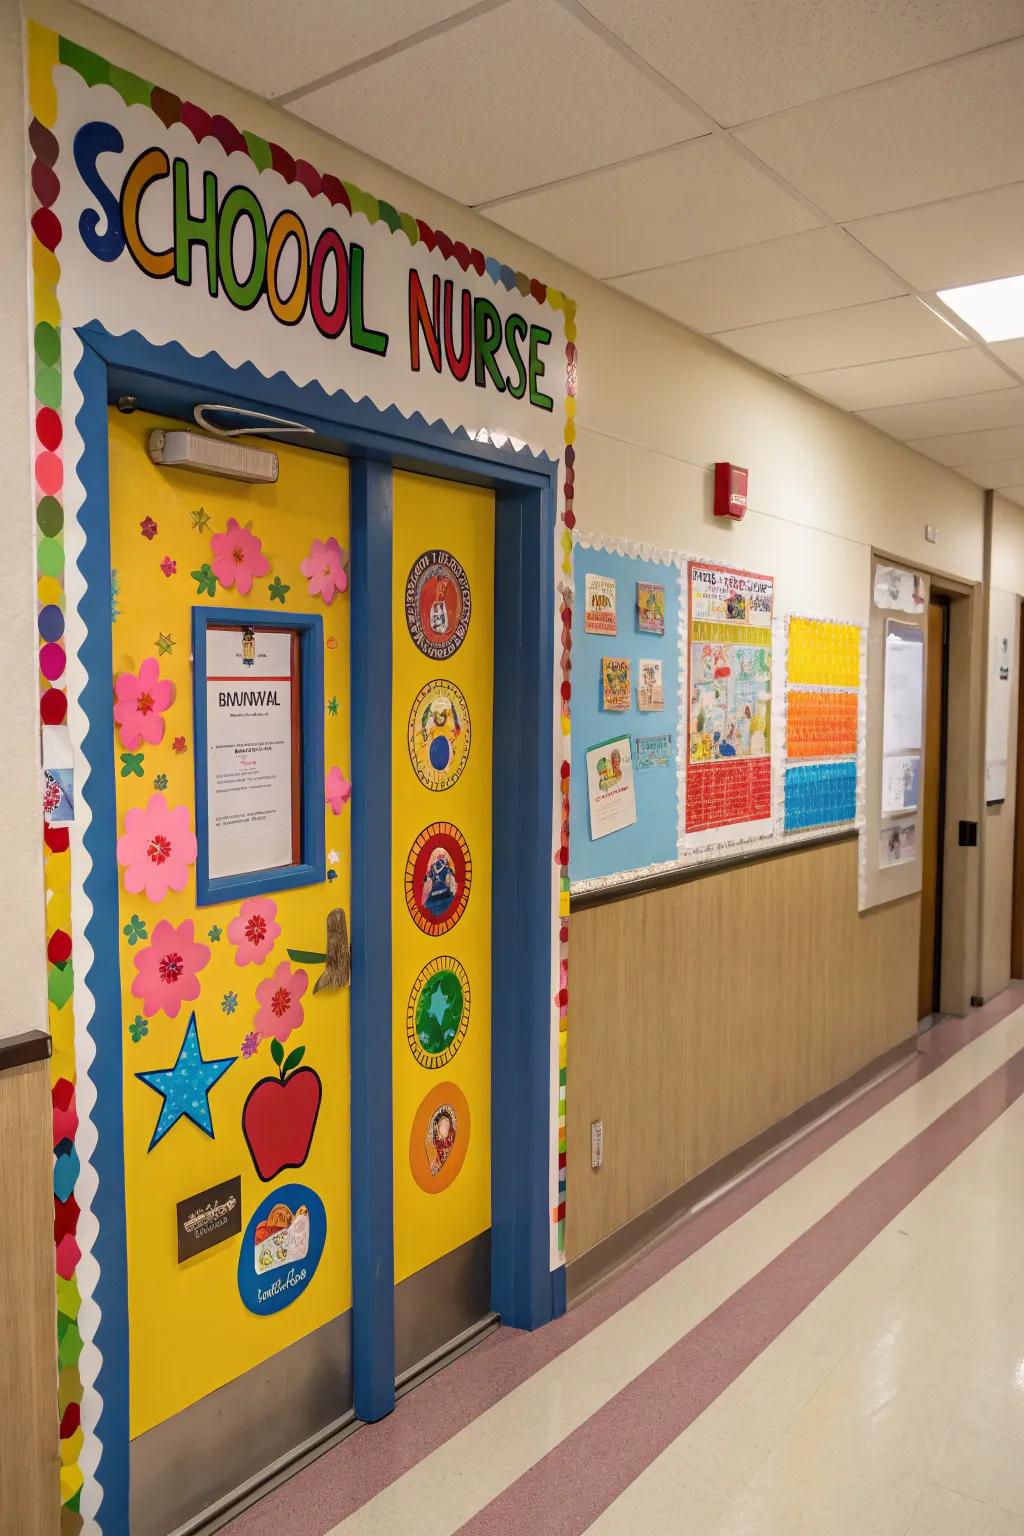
[39,642,66,680]
[35,450,63,496]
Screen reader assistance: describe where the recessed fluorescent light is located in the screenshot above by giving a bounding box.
[937,273,1024,343]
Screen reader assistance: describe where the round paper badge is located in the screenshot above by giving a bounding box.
[237,1182,326,1316]
[406,957,470,1069]
[405,549,471,661]
[407,680,472,791]
[409,1081,471,1194]
[404,822,472,936]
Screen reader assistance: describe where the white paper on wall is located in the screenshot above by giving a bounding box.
[585,735,637,839]
[874,564,925,615]
[882,622,924,757]
[986,590,1016,803]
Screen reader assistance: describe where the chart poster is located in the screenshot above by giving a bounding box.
[584,573,617,635]
[882,621,924,757]
[686,561,774,834]
[205,626,297,879]
[585,736,638,839]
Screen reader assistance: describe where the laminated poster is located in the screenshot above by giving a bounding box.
[584,573,617,635]
[586,736,637,839]
[881,754,920,815]
[637,658,664,712]
[687,561,774,833]
[636,733,673,771]
[874,564,925,615]
[602,656,631,712]
[882,622,924,757]
[879,821,916,868]
[636,582,666,635]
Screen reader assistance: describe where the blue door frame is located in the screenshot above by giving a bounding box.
[73,321,561,1521]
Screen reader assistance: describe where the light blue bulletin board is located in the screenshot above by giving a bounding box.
[570,540,680,884]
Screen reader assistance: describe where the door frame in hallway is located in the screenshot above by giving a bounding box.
[72,321,561,1525]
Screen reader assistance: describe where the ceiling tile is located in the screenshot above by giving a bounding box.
[906,422,1024,467]
[957,456,1024,488]
[485,138,819,279]
[1000,485,1024,507]
[735,38,1024,222]
[844,182,1024,292]
[991,338,1024,374]
[792,348,1015,412]
[80,0,482,97]
[577,0,1024,126]
[289,0,706,205]
[611,227,904,332]
[711,296,967,376]
[857,388,1024,440]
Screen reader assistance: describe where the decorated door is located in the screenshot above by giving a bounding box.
[106,408,352,1519]
[391,471,495,1371]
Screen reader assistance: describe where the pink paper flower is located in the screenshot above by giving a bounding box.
[227,896,281,966]
[209,518,270,595]
[160,556,176,577]
[117,793,197,902]
[252,961,308,1044]
[114,657,175,749]
[131,918,210,1019]
[300,537,348,605]
[326,765,351,815]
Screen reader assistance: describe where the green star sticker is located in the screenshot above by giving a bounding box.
[156,632,174,656]
[191,563,218,597]
[189,506,211,533]
[268,576,290,604]
[327,696,338,716]
[120,751,145,778]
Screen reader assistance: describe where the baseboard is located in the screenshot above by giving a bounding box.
[566,1035,917,1305]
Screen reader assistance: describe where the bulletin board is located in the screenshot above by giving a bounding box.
[569,534,681,886]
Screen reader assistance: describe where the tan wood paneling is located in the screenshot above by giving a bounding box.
[0,1060,59,1533]
[566,839,918,1261]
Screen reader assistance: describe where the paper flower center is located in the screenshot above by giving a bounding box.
[159,951,184,984]
[137,691,154,715]
[245,914,268,947]
[147,834,172,865]
[270,985,291,1018]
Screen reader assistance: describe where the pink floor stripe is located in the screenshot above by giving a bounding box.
[458,1036,1024,1536]
[224,988,1024,1536]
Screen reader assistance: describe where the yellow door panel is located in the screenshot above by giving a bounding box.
[107,409,351,1435]
[391,470,495,1285]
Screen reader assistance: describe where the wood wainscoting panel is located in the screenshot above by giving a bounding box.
[566,839,918,1262]
[0,1059,59,1532]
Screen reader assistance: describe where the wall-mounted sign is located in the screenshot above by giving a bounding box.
[237,1183,326,1316]
[176,1175,242,1263]
[205,625,298,880]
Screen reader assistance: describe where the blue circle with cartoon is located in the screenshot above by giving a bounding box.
[237,1183,326,1316]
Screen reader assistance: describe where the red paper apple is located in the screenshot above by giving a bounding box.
[242,1041,322,1182]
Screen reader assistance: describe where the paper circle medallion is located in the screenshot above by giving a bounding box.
[409,1081,471,1193]
[405,549,471,660]
[407,679,472,791]
[406,957,470,1068]
[237,1182,326,1316]
[404,822,472,936]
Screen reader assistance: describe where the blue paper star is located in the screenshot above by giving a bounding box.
[136,1013,236,1150]
[427,985,452,1028]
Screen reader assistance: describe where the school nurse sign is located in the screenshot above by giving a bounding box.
[56,68,566,451]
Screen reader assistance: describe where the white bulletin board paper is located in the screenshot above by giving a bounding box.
[882,622,924,758]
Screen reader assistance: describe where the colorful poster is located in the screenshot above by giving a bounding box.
[787,617,860,689]
[585,736,637,839]
[882,754,920,815]
[602,656,631,712]
[874,564,925,615]
[785,689,858,759]
[687,562,773,833]
[636,582,666,635]
[784,761,857,831]
[637,658,664,712]
[882,622,924,756]
[636,734,673,770]
[585,573,617,635]
[879,822,917,867]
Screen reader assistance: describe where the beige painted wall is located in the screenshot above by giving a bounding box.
[3,0,46,1041]
[981,494,1024,999]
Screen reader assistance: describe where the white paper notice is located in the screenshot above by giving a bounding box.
[879,822,916,868]
[882,623,924,757]
[985,591,1014,803]
[585,736,637,840]
[881,754,920,815]
[874,564,925,614]
[206,627,295,879]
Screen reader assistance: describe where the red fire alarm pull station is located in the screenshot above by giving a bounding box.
[714,462,748,520]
